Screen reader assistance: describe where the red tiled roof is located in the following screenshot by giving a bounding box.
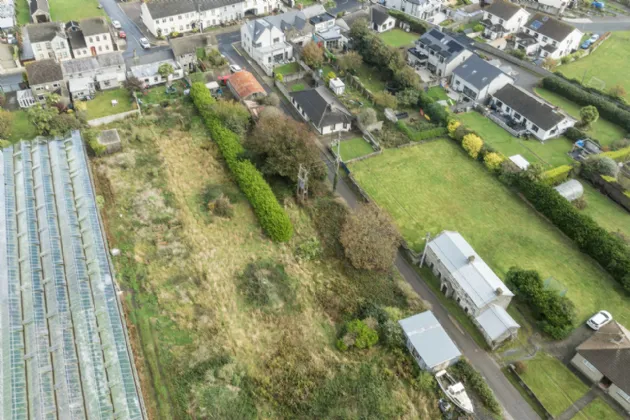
[227,70,265,100]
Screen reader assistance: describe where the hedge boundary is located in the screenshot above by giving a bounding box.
[190,83,293,242]
[395,121,447,142]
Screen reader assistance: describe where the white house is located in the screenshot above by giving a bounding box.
[80,17,115,56]
[382,0,442,23]
[25,22,71,61]
[515,13,582,59]
[62,52,126,90]
[408,29,472,78]
[399,311,461,373]
[125,48,183,87]
[516,0,569,16]
[241,19,292,75]
[490,83,576,141]
[289,86,352,135]
[423,231,520,349]
[371,6,396,33]
[450,55,514,103]
[481,0,529,41]
[25,59,69,104]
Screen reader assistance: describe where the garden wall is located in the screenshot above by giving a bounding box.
[88,109,140,127]
[589,174,630,212]
[507,365,554,419]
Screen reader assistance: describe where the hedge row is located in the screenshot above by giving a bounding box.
[555,71,628,108]
[541,77,630,132]
[190,83,293,242]
[395,121,447,141]
[513,174,630,292]
[387,10,427,35]
[542,165,573,186]
[452,359,502,415]
[602,146,630,162]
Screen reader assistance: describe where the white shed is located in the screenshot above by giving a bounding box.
[329,77,345,95]
[509,154,530,171]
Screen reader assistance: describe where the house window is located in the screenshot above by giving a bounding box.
[45,42,51,48]
[154,76,159,82]
[617,389,630,403]
[103,34,107,40]
[96,36,100,41]
[582,359,597,372]
[52,83,59,88]
[38,95,44,100]
[179,15,182,19]
[144,78,149,83]
[170,17,174,21]
[343,122,347,128]
[455,80,460,85]
[89,37,93,42]
[273,37,279,43]
[499,18,503,24]
[543,36,548,42]
[99,46,103,51]
[106,45,109,50]
[514,113,521,120]
[155,20,159,25]
[532,125,540,132]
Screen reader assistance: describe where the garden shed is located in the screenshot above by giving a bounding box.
[97,129,122,154]
[554,179,584,202]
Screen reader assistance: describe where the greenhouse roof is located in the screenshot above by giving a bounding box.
[0,132,145,420]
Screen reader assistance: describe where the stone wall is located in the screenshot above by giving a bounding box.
[87,109,140,127]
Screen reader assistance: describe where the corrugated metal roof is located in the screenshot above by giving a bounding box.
[399,311,461,369]
[475,304,520,340]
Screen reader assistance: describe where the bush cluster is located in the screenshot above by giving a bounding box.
[452,360,501,415]
[542,164,573,186]
[601,145,630,162]
[395,121,447,142]
[555,70,627,107]
[542,77,630,131]
[190,82,293,242]
[336,319,379,351]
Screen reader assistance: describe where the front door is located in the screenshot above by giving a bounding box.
[90,46,97,56]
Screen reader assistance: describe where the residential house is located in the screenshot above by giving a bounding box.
[25,22,71,61]
[481,0,529,41]
[310,11,348,50]
[515,0,569,16]
[68,30,90,58]
[490,83,576,141]
[309,11,336,32]
[399,311,462,373]
[371,6,396,33]
[450,55,514,102]
[125,48,183,87]
[381,0,442,23]
[30,0,50,23]
[169,33,217,69]
[571,321,630,413]
[289,86,352,135]
[61,52,126,90]
[408,29,472,78]
[80,17,115,56]
[68,77,95,100]
[423,231,520,349]
[515,13,582,59]
[226,70,266,101]
[26,59,69,104]
[0,1,14,29]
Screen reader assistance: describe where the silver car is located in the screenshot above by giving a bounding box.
[139,38,150,49]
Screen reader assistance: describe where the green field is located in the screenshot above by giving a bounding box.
[535,88,626,146]
[338,137,374,161]
[15,0,30,24]
[9,110,37,143]
[426,86,449,102]
[581,181,630,239]
[49,0,106,21]
[86,88,135,119]
[355,64,387,93]
[575,397,624,420]
[378,29,418,48]
[519,352,589,416]
[559,32,630,101]
[274,62,300,76]
[349,139,630,325]
[291,83,305,92]
[457,112,574,168]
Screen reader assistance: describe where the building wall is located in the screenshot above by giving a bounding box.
[241,23,292,75]
[321,121,351,135]
[443,50,472,77]
[135,67,184,87]
[31,80,64,102]
[32,36,71,61]
[519,26,582,59]
[84,32,114,56]
[484,9,529,36]
[609,384,630,413]
[473,317,517,349]
[570,353,604,383]
[72,47,91,58]
[375,17,396,33]
[383,0,441,21]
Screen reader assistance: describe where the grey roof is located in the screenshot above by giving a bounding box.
[68,76,93,92]
[309,12,335,25]
[452,55,511,90]
[493,84,567,130]
[29,0,49,14]
[0,133,144,419]
[427,231,514,310]
[20,26,34,60]
[96,52,125,68]
[371,5,391,26]
[197,0,243,12]
[485,0,523,21]
[145,0,242,19]
[525,13,576,42]
[418,29,467,62]
[169,33,214,57]
[68,30,87,49]
[399,311,461,369]
[80,17,109,36]
[290,86,351,129]
[62,56,100,75]
[475,305,520,341]
[125,48,176,68]
[26,59,63,85]
[25,22,64,43]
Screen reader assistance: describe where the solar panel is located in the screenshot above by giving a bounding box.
[530,20,543,30]
[430,29,445,40]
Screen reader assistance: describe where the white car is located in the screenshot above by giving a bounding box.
[587,310,612,330]
[139,38,150,49]
[589,34,600,44]
[112,20,121,29]
[229,64,242,73]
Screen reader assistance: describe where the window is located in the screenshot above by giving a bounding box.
[179,15,183,19]
[532,125,540,132]
[45,42,51,48]
[455,80,460,85]
[36,43,42,50]
[186,24,190,29]
[582,359,598,372]
[170,17,174,21]
[144,78,150,83]
[38,95,44,100]
[162,18,166,23]
[499,18,503,24]
[103,34,107,40]
[514,112,521,120]
[343,122,347,128]
[96,36,100,41]
[156,20,159,25]
[89,37,93,42]
[542,36,548,42]
[273,37,279,43]
[52,83,59,88]
[617,389,630,403]
[105,45,109,50]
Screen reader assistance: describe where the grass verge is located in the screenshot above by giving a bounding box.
[377,29,419,48]
[86,88,135,119]
[9,110,37,143]
[338,137,374,161]
[576,397,624,420]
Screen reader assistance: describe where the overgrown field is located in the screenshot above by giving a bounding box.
[349,139,630,325]
[92,103,440,419]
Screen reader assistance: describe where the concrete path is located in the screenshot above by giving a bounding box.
[556,387,597,420]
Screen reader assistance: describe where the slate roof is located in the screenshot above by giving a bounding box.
[26,59,63,85]
[227,70,265,100]
[96,52,125,68]
[170,33,214,57]
[125,48,176,68]
[68,77,93,92]
[525,12,576,42]
[80,17,109,36]
[290,87,351,129]
[452,55,510,90]
[427,231,514,310]
[309,12,335,25]
[144,0,242,19]
[577,321,630,393]
[475,304,520,341]
[493,84,567,130]
[418,29,467,63]
[30,0,48,14]
[399,311,461,369]
[25,22,64,43]
[485,0,523,21]
[371,5,390,26]
[62,56,100,75]
[68,30,87,50]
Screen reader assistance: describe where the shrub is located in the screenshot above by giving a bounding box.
[395,121,446,142]
[565,126,586,141]
[396,89,420,108]
[84,130,106,156]
[337,319,379,351]
[211,194,234,218]
[601,145,630,162]
[238,260,295,309]
[509,49,526,60]
[473,24,484,32]
[561,56,571,65]
[447,119,461,138]
[542,165,573,186]
[513,361,526,375]
[462,133,483,159]
[190,82,293,242]
[579,105,599,128]
[452,359,501,415]
[295,237,322,261]
[424,102,449,125]
[387,10,427,34]
[484,152,503,172]
[358,108,377,126]
[573,196,588,210]
[583,155,619,178]
[611,139,630,151]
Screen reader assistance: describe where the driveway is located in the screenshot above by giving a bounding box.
[327,0,363,15]
[543,325,594,364]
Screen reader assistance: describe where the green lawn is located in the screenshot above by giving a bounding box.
[535,88,626,146]
[49,0,106,21]
[457,111,574,168]
[426,86,450,102]
[575,398,624,420]
[15,0,30,24]
[559,32,630,101]
[86,89,135,119]
[291,83,305,92]
[274,62,300,76]
[338,137,374,161]
[580,181,630,238]
[349,139,630,325]
[9,110,37,143]
[378,29,418,48]
[355,64,386,93]
[519,352,589,416]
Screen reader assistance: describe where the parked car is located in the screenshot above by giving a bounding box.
[118,30,126,39]
[589,33,600,43]
[112,20,121,29]
[581,40,592,49]
[587,310,612,330]
[139,38,150,49]
[229,64,242,73]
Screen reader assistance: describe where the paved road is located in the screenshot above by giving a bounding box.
[564,17,630,33]
[327,0,363,15]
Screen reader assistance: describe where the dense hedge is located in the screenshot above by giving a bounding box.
[387,10,427,34]
[542,165,573,186]
[602,146,630,162]
[190,83,293,242]
[513,174,630,292]
[555,71,628,108]
[541,77,630,132]
[395,121,447,141]
[452,359,501,415]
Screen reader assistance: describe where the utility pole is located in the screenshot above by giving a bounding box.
[332,133,341,193]
[419,232,432,267]
[297,164,309,203]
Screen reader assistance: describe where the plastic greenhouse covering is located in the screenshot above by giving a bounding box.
[553,179,584,202]
[0,132,145,420]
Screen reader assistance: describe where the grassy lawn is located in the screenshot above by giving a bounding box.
[274,62,300,76]
[15,0,30,24]
[9,110,37,143]
[535,88,626,146]
[338,137,374,161]
[355,64,386,93]
[49,0,106,21]
[503,367,550,419]
[519,352,589,416]
[580,181,630,238]
[291,83,305,92]
[426,86,450,102]
[457,111,574,168]
[559,32,630,102]
[378,29,418,48]
[86,89,135,119]
[349,139,630,325]
[575,398,624,420]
